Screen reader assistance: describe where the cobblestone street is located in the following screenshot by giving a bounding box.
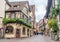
[0,35,60,42]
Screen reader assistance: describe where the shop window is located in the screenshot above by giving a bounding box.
[5,26,13,34]
[23,27,25,35]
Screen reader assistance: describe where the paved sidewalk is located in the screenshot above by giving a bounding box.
[0,35,60,42]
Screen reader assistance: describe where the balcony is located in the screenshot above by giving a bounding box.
[3,18,32,28]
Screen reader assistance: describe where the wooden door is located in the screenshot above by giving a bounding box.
[16,29,20,38]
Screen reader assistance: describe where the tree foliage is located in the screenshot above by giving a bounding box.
[49,7,59,19]
[48,7,60,32]
[48,19,59,32]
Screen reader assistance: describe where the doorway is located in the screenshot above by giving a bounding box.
[27,29,29,37]
[16,29,20,38]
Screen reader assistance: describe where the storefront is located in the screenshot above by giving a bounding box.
[4,23,33,38]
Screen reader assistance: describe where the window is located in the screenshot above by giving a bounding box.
[6,13,10,18]
[22,14,24,19]
[16,12,20,18]
[20,12,22,18]
[26,17,28,22]
[23,27,25,35]
[24,15,27,21]
[5,26,13,34]
[14,5,17,7]
[22,7,27,14]
[14,5,20,8]
[10,12,16,18]
[20,12,24,19]
[28,16,31,24]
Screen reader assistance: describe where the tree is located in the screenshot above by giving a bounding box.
[48,19,59,32]
[48,7,60,40]
[49,7,59,19]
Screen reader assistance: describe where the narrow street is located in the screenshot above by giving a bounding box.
[0,0,60,42]
[0,35,60,42]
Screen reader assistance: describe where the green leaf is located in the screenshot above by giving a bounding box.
[3,18,32,28]
[48,18,59,31]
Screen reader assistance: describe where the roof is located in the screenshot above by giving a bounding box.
[9,1,28,6]
[6,1,29,12]
[5,0,11,7]
[5,6,22,12]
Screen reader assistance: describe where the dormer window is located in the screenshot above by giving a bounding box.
[14,5,17,7]
[14,5,19,8]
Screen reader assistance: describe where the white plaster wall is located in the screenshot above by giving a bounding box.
[5,3,10,10]
[0,0,10,24]
[0,0,5,18]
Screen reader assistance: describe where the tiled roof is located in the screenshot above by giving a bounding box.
[6,1,28,12]
[5,0,11,7]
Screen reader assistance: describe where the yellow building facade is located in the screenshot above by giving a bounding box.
[4,23,33,38]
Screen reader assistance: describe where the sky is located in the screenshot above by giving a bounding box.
[8,0,48,22]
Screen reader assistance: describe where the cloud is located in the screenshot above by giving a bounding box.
[28,0,47,22]
[35,5,46,22]
[35,9,46,22]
